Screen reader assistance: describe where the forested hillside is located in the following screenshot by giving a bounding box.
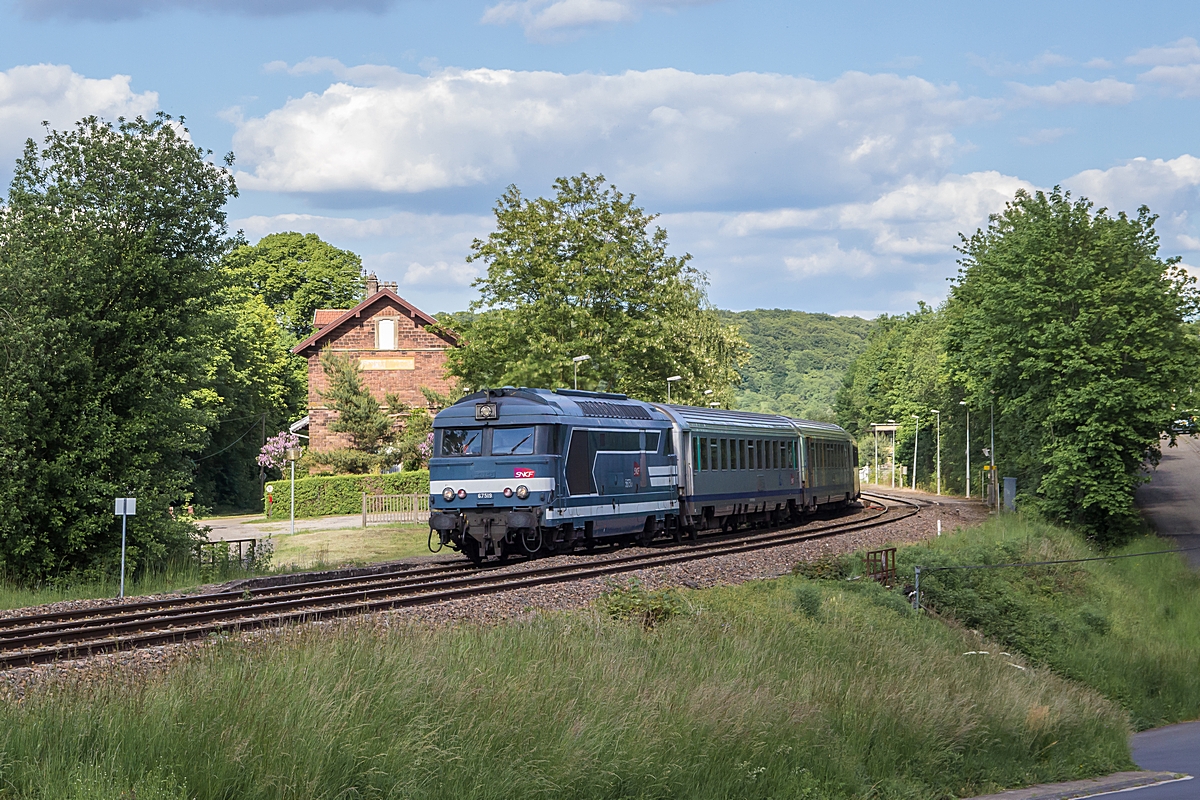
[721,309,874,422]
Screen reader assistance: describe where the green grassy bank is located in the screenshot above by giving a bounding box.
[885,514,1200,730]
[0,575,1130,800]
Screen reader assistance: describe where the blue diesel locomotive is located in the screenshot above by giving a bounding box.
[428,388,859,562]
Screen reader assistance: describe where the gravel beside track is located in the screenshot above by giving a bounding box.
[0,491,986,699]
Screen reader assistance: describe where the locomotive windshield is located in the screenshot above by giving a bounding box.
[441,428,483,456]
[492,426,536,455]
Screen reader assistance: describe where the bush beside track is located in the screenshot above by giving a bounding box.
[263,471,430,518]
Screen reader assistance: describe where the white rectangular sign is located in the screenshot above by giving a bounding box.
[114,497,136,516]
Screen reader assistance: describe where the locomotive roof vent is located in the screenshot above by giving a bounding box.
[576,400,653,420]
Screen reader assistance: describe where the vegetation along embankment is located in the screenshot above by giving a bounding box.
[0,553,1134,800]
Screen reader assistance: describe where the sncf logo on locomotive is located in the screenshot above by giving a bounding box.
[513,468,536,478]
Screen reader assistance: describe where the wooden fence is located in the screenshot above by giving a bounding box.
[362,493,429,527]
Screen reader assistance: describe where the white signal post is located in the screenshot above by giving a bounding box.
[114,497,136,598]
[666,375,682,402]
[571,355,590,390]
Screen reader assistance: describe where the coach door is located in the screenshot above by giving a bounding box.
[804,437,815,489]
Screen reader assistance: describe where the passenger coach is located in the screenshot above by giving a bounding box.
[428,388,859,562]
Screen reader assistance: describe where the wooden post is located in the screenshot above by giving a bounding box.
[362,493,368,528]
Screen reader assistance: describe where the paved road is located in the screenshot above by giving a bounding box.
[200,514,362,541]
[1134,434,1200,568]
[1128,721,1200,797]
[1127,438,1199,796]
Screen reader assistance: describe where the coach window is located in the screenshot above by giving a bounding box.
[719,439,728,470]
[698,438,707,471]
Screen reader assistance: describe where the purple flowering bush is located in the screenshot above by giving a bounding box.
[257,431,301,473]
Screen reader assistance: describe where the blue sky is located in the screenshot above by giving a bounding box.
[2,0,1200,316]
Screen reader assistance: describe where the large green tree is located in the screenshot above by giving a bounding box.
[222,232,365,340]
[446,174,746,405]
[0,115,236,578]
[945,189,1200,543]
[197,232,364,508]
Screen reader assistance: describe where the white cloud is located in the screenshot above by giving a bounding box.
[233,65,992,207]
[969,51,1072,76]
[0,64,158,160]
[1138,64,1200,97]
[1126,37,1200,66]
[481,0,715,39]
[1017,127,1072,146]
[1007,77,1136,107]
[1065,155,1200,255]
[17,0,390,21]
[1083,57,1113,69]
[1125,37,1200,96]
[712,171,1031,256]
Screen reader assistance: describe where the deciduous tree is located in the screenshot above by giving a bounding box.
[0,114,236,578]
[447,174,746,404]
[945,189,1200,543]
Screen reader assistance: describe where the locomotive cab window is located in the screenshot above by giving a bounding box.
[440,428,483,456]
[492,426,536,455]
[645,431,660,453]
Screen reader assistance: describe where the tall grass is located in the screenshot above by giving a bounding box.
[894,514,1200,729]
[0,575,1130,799]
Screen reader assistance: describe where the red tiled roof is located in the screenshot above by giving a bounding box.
[293,288,458,354]
[313,309,342,330]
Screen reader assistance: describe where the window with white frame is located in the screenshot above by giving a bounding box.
[376,317,397,350]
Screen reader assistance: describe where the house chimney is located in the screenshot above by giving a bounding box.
[365,272,379,296]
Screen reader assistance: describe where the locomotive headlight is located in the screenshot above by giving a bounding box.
[442,487,455,502]
[515,485,529,500]
[457,489,467,499]
[503,487,513,498]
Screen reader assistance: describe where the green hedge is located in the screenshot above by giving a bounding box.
[264,471,430,518]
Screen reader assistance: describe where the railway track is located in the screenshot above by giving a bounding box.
[0,492,919,669]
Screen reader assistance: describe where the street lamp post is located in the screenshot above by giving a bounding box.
[960,401,970,498]
[286,447,302,537]
[571,354,590,390]
[667,375,682,403]
[931,409,941,495]
[911,414,919,490]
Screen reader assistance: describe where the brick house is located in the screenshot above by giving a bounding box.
[293,276,459,452]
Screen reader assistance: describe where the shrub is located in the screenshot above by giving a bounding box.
[264,471,430,518]
[598,579,688,628]
[792,554,854,581]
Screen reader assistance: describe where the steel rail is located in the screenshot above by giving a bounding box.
[0,494,919,668]
[0,558,488,633]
